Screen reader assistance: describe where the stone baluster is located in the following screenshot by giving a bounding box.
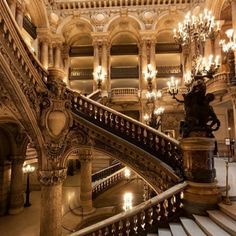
[9,156,24,214]
[0,161,11,216]
[15,1,25,29]
[38,168,67,236]
[78,147,94,214]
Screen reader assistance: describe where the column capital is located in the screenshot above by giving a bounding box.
[91,33,110,46]
[38,168,67,186]
[77,147,93,162]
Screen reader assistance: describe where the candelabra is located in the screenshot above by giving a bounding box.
[93,65,105,89]
[220,29,236,84]
[22,164,35,207]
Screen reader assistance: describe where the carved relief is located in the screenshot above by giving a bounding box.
[38,168,67,186]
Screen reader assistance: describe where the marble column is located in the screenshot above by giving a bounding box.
[38,168,67,236]
[9,156,24,214]
[232,0,236,60]
[78,147,94,214]
[40,39,49,69]
[15,2,25,29]
[62,45,70,87]
[140,40,147,91]
[93,41,101,91]
[54,44,62,69]
[49,44,54,68]
[8,0,17,18]
[0,161,11,215]
[150,39,157,90]
[102,41,109,91]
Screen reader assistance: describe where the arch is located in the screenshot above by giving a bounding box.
[206,0,227,19]
[110,31,139,46]
[57,16,95,36]
[104,14,144,33]
[24,0,49,28]
[153,11,185,33]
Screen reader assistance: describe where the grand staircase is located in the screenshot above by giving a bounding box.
[146,202,236,236]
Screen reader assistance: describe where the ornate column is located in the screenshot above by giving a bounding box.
[93,40,100,91]
[101,40,109,91]
[48,43,54,68]
[8,0,17,18]
[62,45,70,87]
[40,39,49,69]
[140,39,148,91]
[38,169,67,236]
[15,1,25,29]
[54,42,62,69]
[78,147,94,214]
[9,156,24,214]
[0,161,11,215]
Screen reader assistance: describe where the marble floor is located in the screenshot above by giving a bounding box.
[0,159,236,236]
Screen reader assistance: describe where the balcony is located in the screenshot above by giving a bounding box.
[69,46,94,57]
[111,66,139,79]
[206,72,229,95]
[110,88,140,103]
[69,68,93,80]
[156,43,182,54]
[157,65,183,78]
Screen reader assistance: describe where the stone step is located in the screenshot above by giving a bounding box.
[208,210,236,236]
[147,234,158,236]
[169,223,187,236]
[193,214,230,236]
[219,202,236,221]
[158,228,172,236]
[180,217,206,236]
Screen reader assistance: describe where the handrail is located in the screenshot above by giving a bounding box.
[0,0,47,89]
[92,162,123,182]
[87,89,102,101]
[71,92,183,176]
[70,182,187,236]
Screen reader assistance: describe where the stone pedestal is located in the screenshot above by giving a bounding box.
[180,137,222,216]
[9,157,24,214]
[38,169,67,236]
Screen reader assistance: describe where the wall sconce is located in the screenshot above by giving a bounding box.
[93,65,105,89]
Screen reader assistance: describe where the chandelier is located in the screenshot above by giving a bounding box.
[173,9,220,46]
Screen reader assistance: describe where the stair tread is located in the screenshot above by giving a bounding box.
[169,223,187,236]
[219,202,236,221]
[158,228,172,236]
[180,217,206,236]
[193,214,231,236]
[208,210,236,235]
[147,234,158,236]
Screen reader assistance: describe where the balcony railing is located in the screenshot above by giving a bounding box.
[156,43,182,54]
[206,72,229,95]
[111,67,139,79]
[69,68,93,80]
[157,65,183,77]
[110,88,140,103]
[53,0,192,10]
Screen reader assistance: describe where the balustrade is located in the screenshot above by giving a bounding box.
[206,72,229,94]
[54,0,192,10]
[92,168,125,199]
[71,182,187,236]
[92,162,123,182]
[156,65,183,77]
[71,92,183,176]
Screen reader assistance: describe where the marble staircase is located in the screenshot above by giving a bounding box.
[147,202,236,236]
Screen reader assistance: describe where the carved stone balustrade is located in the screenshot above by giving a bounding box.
[206,72,229,96]
[69,68,93,80]
[71,182,187,236]
[49,0,193,10]
[156,65,183,78]
[92,167,125,199]
[110,88,140,104]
